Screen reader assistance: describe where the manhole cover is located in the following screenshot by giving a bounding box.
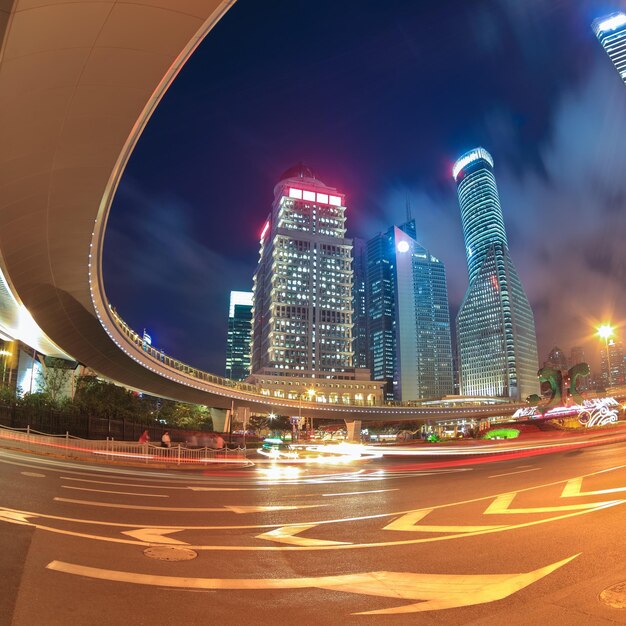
[600,582,626,608]
[143,546,198,561]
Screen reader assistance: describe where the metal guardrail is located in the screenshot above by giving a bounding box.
[0,424,251,466]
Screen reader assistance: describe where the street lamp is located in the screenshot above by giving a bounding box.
[597,324,615,387]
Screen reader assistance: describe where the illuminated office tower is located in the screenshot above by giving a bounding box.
[600,332,625,387]
[593,13,626,84]
[225,291,253,381]
[454,148,538,400]
[251,165,353,377]
[366,220,454,401]
[352,237,369,370]
[544,346,568,371]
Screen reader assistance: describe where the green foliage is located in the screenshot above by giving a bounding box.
[483,428,520,440]
[36,366,72,403]
[158,401,212,431]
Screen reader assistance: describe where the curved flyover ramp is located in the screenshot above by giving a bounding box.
[0,0,521,421]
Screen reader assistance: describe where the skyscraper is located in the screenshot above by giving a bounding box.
[352,237,369,370]
[593,13,626,85]
[225,291,253,381]
[544,346,568,372]
[251,165,353,377]
[600,332,625,388]
[366,219,454,401]
[454,148,539,401]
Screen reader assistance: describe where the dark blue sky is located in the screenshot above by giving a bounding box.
[104,0,626,374]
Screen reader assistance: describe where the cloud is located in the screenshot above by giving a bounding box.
[494,60,626,367]
[104,180,254,373]
[361,59,626,372]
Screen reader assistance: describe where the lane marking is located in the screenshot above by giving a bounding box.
[322,489,398,497]
[61,477,261,491]
[0,501,622,551]
[2,464,626,550]
[256,524,350,547]
[46,555,579,614]
[561,477,626,498]
[52,498,325,513]
[21,471,45,478]
[61,486,168,498]
[122,528,188,545]
[484,492,620,514]
[488,468,542,479]
[384,509,507,533]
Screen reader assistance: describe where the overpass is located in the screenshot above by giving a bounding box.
[0,0,524,424]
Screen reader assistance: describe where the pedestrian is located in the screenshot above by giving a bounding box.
[161,431,171,448]
[138,430,150,444]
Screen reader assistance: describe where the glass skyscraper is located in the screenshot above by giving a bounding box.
[352,237,369,370]
[366,220,454,401]
[454,148,539,401]
[225,291,253,381]
[251,165,353,377]
[593,13,626,85]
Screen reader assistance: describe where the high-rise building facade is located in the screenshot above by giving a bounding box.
[544,346,568,372]
[352,237,369,370]
[366,219,454,401]
[251,165,353,378]
[225,291,253,381]
[593,13,626,85]
[600,332,625,387]
[454,147,539,401]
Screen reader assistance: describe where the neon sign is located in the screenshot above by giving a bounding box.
[288,188,342,206]
[513,398,620,428]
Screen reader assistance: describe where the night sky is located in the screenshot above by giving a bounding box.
[104,0,626,376]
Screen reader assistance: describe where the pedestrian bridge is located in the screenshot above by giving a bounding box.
[0,0,523,423]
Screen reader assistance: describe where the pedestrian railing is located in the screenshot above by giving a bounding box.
[0,424,251,466]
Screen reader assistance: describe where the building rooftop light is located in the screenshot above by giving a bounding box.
[452,147,494,181]
[593,12,626,36]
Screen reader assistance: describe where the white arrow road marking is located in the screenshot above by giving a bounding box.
[122,529,188,545]
[46,554,579,614]
[256,525,350,547]
[484,492,624,515]
[61,486,168,498]
[384,509,508,533]
[561,477,626,498]
[52,498,325,513]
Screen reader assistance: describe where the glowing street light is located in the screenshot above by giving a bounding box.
[597,324,615,387]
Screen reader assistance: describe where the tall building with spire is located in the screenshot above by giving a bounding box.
[366,219,454,400]
[593,13,626,85]
[453,148,538,400]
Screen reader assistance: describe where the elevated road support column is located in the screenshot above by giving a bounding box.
[345,419,362,443]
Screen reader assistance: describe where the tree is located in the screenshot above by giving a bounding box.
[36,366,72,404]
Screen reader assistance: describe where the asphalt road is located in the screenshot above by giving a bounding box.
[2,439,626,625]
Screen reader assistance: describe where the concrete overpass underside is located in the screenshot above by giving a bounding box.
[0,0,522,423]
